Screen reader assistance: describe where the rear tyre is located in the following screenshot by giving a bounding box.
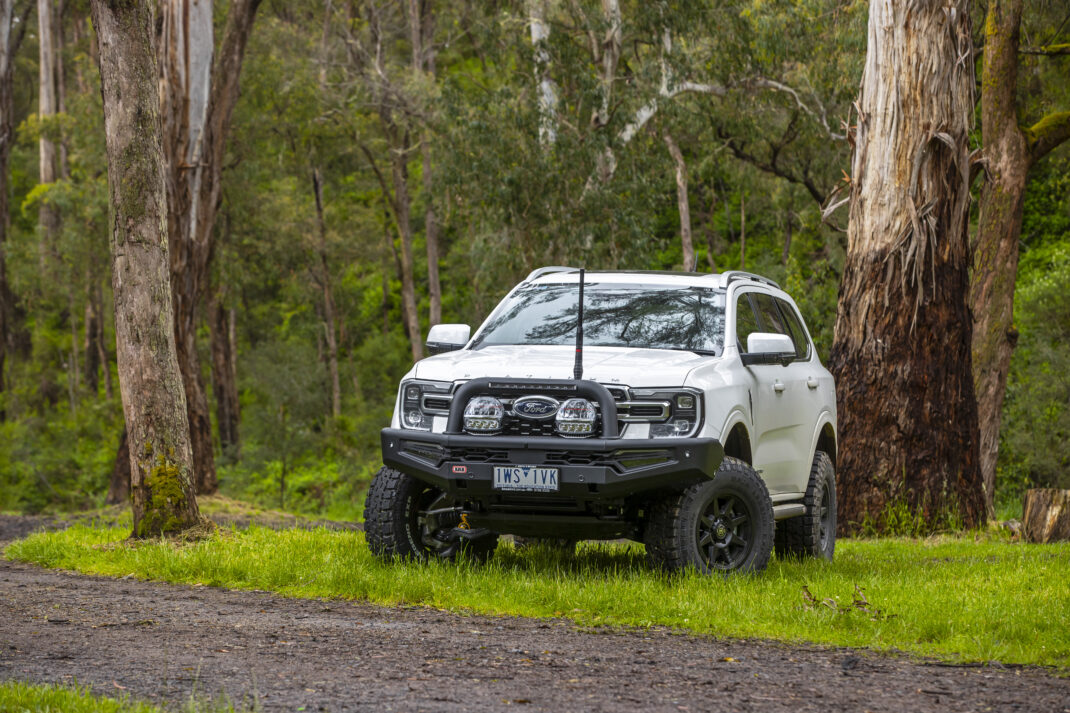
[363,466,498,563]
[774,451,836,561]
[645,457,774,574]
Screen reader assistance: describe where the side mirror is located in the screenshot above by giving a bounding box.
[741,332,796,367]
[426,324,471,355]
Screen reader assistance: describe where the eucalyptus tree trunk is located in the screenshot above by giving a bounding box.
[158,0,261,493]
[389,133,422,363]
[829,0,984,532]
[662,132,694,271]
[409,0,440,326]
[970,0,1070,517]
[527,0,556,146]
[37,0,59,271]
[312,168,341,418]
[90,0,201,537]
[208,296,240,452]
[0,0,29,421]
[738,192,745,270]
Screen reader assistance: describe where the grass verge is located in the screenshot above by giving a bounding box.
[6,525,1068,669]
[0,681,249,712]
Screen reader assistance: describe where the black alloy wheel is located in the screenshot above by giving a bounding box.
[645,457,774,575]
[696,491,756,571]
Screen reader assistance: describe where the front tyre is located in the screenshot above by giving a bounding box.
[363,466,498,563]
[645,457,774,575]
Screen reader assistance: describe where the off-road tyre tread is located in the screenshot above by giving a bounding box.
[364,466,499,563]
[774,451,835,561]
[644,457,774,574]
[363,466,422,560]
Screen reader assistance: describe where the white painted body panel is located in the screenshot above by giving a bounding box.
[390,271,837,496]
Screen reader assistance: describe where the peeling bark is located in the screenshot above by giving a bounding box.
[830,0,984,533]
[90,0,201,537]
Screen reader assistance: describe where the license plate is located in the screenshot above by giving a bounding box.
[493,466,559,492]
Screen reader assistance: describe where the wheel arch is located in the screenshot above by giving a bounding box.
[720,416,753,465]
[811,415,837,466]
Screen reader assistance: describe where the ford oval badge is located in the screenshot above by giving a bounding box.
[512,395,560,420]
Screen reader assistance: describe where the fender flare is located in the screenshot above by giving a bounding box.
[718,408,753,463]
[808,411,837,465]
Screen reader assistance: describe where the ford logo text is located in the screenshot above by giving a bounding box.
[512,396,560,420]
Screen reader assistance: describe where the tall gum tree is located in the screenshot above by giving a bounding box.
[970,0,1070,516]
[157,0,261,493]
[89,0,201,537]
[0,0,31,422]
[829,0,985,532]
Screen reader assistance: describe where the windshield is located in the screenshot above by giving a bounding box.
[471,283,726,355]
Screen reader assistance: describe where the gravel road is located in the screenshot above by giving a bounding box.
[1,515,1066,712]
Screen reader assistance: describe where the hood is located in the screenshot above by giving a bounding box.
[413,344,714,387]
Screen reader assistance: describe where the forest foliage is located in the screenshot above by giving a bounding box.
[0,0,1067,519]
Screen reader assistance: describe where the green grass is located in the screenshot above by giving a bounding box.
[0,681,248,713]
[6,526,1069,669]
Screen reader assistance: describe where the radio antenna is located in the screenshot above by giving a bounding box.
[573,268,585,381]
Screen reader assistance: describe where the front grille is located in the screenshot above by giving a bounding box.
[454,448,511,464]
[446,446,672,474]
[502,419,560,438]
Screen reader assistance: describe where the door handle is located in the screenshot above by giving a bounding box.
[807,377,819,390]
[773,381,785,393]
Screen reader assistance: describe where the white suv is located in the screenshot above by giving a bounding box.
[366,268,838,574]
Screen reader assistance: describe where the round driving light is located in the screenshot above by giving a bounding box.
[404,409,425,428]
[463,396,504,433]
[556,398,597,437]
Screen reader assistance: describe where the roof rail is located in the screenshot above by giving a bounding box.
[721,270,781,289]
[524,266,578,281]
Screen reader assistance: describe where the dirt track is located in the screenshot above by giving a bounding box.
[1,515,1067,712]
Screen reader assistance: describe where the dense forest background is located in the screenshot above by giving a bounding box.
[0,0,1067,523]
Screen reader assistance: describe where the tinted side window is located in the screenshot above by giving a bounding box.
[735,294,761,353]
[752,293,788,335]
[775,298,811,360]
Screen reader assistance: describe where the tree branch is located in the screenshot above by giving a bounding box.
[743,77,846,142]
[10,0,32,60]
[717,129,828,206]
[358,140,399,219]
[1020,44,1070,56]
[1026,111,1070,165]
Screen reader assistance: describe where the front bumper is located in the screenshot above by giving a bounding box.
[381,427,724,504]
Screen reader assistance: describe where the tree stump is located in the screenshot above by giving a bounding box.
[1022,489,1070,543]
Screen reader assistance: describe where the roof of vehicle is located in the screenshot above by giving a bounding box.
[524,266,780,290]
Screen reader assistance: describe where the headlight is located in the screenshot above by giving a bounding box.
[556,398,597,436]
[622,388,702,439]
[464,396,504,433]
[399,380,451,431]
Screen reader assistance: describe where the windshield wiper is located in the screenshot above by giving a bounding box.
[665,348,719,357]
